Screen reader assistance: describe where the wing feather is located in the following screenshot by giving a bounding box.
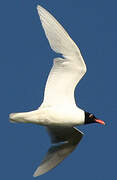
[33,127,83,177]
[37,6,87,106]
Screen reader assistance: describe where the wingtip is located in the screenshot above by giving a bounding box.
[33,171,40,178]
[37,5,40,12]
[37,5,44,12]
[33,173,38,178]
[33,167,44,177]
[37,5,46,18]
[33,174,37,178]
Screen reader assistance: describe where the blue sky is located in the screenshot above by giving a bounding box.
[1,0,117,179]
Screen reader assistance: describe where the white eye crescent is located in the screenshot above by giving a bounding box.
[89,114,93,118]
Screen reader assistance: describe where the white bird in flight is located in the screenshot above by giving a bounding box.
[9,5,105,177]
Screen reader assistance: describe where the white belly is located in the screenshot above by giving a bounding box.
[37,105,85,127]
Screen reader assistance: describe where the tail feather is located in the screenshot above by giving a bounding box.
[9,110,39,124]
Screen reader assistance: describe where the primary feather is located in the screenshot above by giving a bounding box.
[33,127,83,177]
[37,6,87,106]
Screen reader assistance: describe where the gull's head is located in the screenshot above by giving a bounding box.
[85,112,105,125]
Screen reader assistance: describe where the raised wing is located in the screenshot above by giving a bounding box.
[33,127,83,177]
[37,6,87,106]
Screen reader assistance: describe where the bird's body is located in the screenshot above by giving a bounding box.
[10,104,84,127]
[9,5,105,177]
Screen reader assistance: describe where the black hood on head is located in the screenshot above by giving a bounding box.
[85,111,96,124]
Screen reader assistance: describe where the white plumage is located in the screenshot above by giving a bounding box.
[38,6,86,106]
[9,5,104,177]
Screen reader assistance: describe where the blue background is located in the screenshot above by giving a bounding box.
[1,0,117,179]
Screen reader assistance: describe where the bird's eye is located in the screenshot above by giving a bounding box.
[89,114,93,118]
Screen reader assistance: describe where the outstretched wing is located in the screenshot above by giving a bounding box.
[33,127,83,177]
[37,6,87,106]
